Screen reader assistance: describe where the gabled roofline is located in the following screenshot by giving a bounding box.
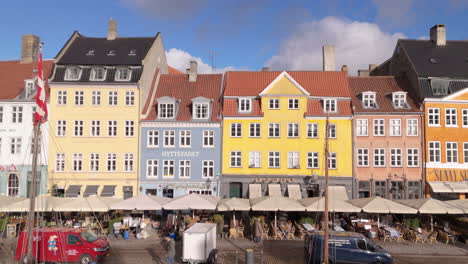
[259,71,310,96]
[442,86,468,100]
[54,31,82,63]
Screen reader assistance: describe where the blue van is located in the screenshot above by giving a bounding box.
[304,231,393,264]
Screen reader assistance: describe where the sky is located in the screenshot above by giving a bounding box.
[1,0,468,75]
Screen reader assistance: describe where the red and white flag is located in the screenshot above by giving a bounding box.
[34,44,47,125]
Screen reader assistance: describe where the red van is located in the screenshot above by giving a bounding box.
[15,227,110,264]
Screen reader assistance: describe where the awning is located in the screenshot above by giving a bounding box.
[328,186,349,200]
[249,184,262,199]
[428,181,468,193]
[287,184,302,200]
[101,185,116,197]
[450,182,468,192]
[83,185,99,197]
[65,185,82,198]
[268,184,281,196]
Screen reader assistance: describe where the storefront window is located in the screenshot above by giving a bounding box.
[390,181,404,200]
[374,181,386,198]
[407,181,421,199]
[146,189,157,196]
[163,188,174,198]
[229,182,243,198]
[358,181,370,198]
[8,174,19,197]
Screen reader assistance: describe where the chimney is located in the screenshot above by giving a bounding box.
[188,60,198,82]
[322,45,336,71]
[21,34,40,64]
[369,64,377,72]
[261,67,270,71]
[430,24,446,46]
[341,65,348,72]
[358,70,369,77]
[107,18,117,40]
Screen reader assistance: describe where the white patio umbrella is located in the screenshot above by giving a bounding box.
[54,196,122,212]
[300,197,361,213]
[164,194,220,219]
[110,194,165,210]
[2,195,69,212]
[250,196,306,227]
[445,199,468,213]
[0,196,26,212]
[217,198,251,223]
[347,196,418,214]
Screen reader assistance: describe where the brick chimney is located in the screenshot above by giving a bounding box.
[107,18,117,40]
[261,67,270,71]
[322,45,335,71]
[188,60,198,82]
[430,24,446,46]
[21,34,40,64]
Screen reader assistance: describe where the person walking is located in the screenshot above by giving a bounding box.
[166,233,176,264]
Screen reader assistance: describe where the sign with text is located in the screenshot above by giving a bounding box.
[426,168,468,182]
[161,151,200,157]
[0,165,18,172]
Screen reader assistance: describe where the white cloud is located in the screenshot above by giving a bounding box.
[166,48,241,74]
[121,0,207,18]
[266,16,406,75]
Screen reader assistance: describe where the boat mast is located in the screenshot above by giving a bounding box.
[323,114,330,264]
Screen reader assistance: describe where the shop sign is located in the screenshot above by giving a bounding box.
[161,151,200,157]
[427,169,468,181]
[0,165,18,172]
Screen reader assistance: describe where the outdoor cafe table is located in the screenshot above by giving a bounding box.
[383,226,400,238]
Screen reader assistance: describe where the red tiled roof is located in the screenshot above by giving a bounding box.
[305,100,352,116]
[223,98,263,117]
[168,66,183,74]
[349,76,421,113]
[223,71,351,97]
[144,74,223,121]
[0,60,54,100]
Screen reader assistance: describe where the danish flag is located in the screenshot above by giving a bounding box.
[34,44,47,125]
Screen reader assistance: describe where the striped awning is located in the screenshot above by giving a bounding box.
[65,185,82,198]
[287,184,302,200]
[249,184,262,199]
[268,184,281,196]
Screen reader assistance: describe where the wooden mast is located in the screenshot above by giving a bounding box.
[323,114,330,264]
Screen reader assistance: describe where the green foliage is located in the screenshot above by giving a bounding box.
[403,217,420,229]
[299,217,315,225]
[0,216,10,232]
[213,214,224,234]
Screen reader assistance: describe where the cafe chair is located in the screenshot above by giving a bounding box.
[229,228,237,240]
[236,226,244,238]
[428,232,438,244]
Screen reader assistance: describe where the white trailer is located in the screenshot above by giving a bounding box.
[183,223,216,263]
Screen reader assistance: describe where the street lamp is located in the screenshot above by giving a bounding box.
[206,178,212,194]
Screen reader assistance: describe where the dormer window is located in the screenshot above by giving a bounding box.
[64,66,81,81]
[430,78,449,95]
[323,99,337,113]
[194,103,209,119]
[115,67,131,81]
[392,92,408,108]
[238,98,252,112]
[128,49,137,56]
[107,50,116,56]
[25,80,36,98]
[90,67,106,81]
[86,49,95,56]
[158,103,175,119]
[362,92,377,108]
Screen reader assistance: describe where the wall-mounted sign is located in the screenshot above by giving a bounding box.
[427,169,468,182]
[161,151,200,157]
[0,165,18,172]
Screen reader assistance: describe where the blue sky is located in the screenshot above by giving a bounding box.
[1,0,467,74]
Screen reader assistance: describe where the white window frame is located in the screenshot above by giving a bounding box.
[392,92,407,108]
[362,92,377,108]
[146,160,159,178]
[179,130,191,148]
[74,120,84,136]
[91,91,101,106]
[10,137,22,154]
[249,123,261,137]
[249,151,261,168]
[108,120,117,136]
[125,91,135,106]
[269,99,279,109]
[428,141,441,163]
[124,153,134,172]
[328,152,337,169]
[108,91,118,106]
[327,124,336,139]
[464,143,468,164]
[73,153,83,172]
[390,119,401,136]
[268,151,280,168]
[238,98,252,112]
[288,98,299,109]
[203,130,214,148]
[162,160,175,178]
[12,106,23,123]
[163,130,176,148]
[307,123,318,138]
[0,106,3,123]
[406,119,418,136]
[428,108,440,126]
[125,120,135,137]
[446,142,458,163]
[179,160,191,178]
[107,153,117,172]
[91,120,100,137]
[268,123,280,138]
[445,108,457,127]
[194,103,209,119]
[288,123,299,138]
[323,99,337,113]
[147,130,159,148]
[407,148,419,167]
[373,119,385,136]
[158,103,175,119]
[288,152,300,169]
[390,148,402,167]
[115,67,131,81]
[307,152,319,169]
[64,66,82,81]
[57,90,67,105]
[74,91,84,106]
[357,148,369,167]
[57,120,66,137]
[90,153,100,172]
[357,119,368,136]
[230,123,242,137]
[374,148,386,167]
[230,151,242,168]
[90,67,106,81]
[56,153,65,172]
[202,160,214,178]
[462,109,468,128]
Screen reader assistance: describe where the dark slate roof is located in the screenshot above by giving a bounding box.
[417,78,468,100]
[50,65,142,83]
[57,34,157,66]
[399,39,468,78]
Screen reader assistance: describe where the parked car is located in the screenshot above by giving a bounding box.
[304,231,393,264]
[15,227,110,264]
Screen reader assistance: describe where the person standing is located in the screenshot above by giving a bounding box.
[166,233,176,264]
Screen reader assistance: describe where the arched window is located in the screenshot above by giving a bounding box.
[8,174,19,197]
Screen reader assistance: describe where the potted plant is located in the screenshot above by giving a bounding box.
[213,214,224,238]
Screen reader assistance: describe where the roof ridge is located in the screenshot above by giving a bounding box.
[349,76,396,79]
[78,36,157,40]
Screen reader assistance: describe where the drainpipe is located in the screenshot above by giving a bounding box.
[421,105,427,198]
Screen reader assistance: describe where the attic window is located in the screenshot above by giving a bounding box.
[107,50,116,56]
[429,58,438,64]
[323,98,337,113]
[25,80,36,98]
[392,92,408,108]
[115,67,131,81]
[64,66,82,81]
[430,78,449,95]
[362,92,377,109]
[86,49,95,56]
[128,49,137,56]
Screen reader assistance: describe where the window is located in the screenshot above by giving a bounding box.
[327,124,336,139]
[91,120,100,136]
[92,91,101,106]
[446,142,458,163]
[392,92,407,108]
[408,181,421,199]
[64,66,81,80]
[57,120,66,136]
[357,119,368,136]
[74,91,84,105]
[90,153,100,172]
[373,119,385,136]
[147,160,158,177]
[307,123,318,138]
[194,103,209,119]
[357,148,369,167]
[90,67,106,81]
[25,80,35,98]
[390,148,402,167]
[406,119,418,136]
[249,151,261,168]
[108,121,117,136]
[390,119,401,136]
[390,181,404,200]
[430,78,449,95]
[239,98,252,112]
[374,148,385,167]
[445,108,457,126]
[74,120,83,136]
[358,181,370,198]
[288,123,299,137]
[288,99,299,109]
[10,138,21,154]
[230,151,242,167]
[7,174,19,197]
[108,91,118,106]
[428,108,440,126]
[12,106,23,123]
[463,109,468,127]
[179,160,191,178]
[125,91,135,106]
[0,106,3,123]
[269,99,279,109]
[268,152,280,168]
[328,153,337,169]
[164,130,175,147]
[464,143,468,163]
[307,152,319,168]
[428,141,441,163]
[124,153,134,172]
[288,152,300,168]
[203,130,214,147]
[202,160,214,178]
[163,160,175,177]
[56,153,65,172]
[159,103,175,119]
[125,121,134,137]
[362,92,377,108]
[147,130,159,147]
[375,181,386,198]
[231,123,242,137]
[73,153,83,172]
[107,153,116,171]
[323,99,337,113]
[407,148,419,167]
[249,123,261,137]
[268,123,280,137]
[115,67,131,81]
[58,91,67,105]
[32,106,36,122]
[30,136,41,154]
[179,130,191,147]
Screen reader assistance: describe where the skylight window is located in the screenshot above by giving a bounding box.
[107,50,116,56]
[429,58,438,64]
[86,49,95,56]
[129,49,137,56]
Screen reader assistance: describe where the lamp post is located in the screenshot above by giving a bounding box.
[206,178,212,195]
[215,172,221,197]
